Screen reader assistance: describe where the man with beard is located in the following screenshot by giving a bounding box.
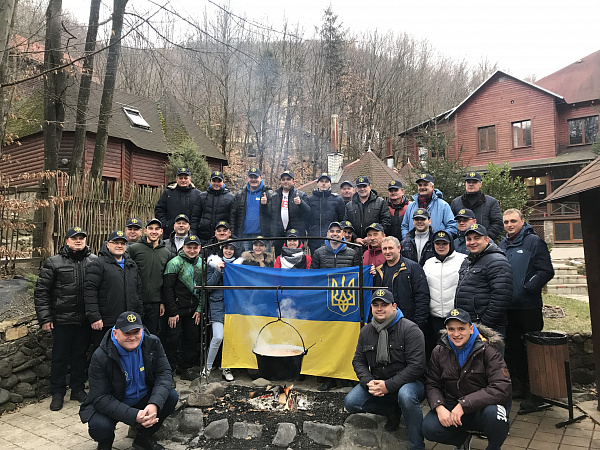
[344,176,391,246]
[401,174,456,238]
[387,180,410,240]
[451,172,503,241]
[190,170,234,244]
[362,222,386,267]
[401,209,436,266]
[155,168,201,237]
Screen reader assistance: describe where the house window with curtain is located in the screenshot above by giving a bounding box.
[478,125,496,152]
[512,120,532,148]
[568,116,598,145]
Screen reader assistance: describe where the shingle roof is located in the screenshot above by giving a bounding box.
[544,155,600,202]
[535,49,600,104]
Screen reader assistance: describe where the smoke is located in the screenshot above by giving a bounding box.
[279,296,299,319]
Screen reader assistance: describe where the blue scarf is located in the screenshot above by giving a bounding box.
[111,328,148,405]
[448,324,480,367]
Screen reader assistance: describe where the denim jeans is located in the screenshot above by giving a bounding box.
[50,324,91,396]
[344,380,425,450]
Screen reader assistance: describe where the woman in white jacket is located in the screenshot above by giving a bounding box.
[423,230,467,356]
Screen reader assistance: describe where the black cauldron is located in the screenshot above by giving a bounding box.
[253,344,307,380]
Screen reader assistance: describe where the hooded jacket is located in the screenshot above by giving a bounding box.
[127,237,173,305]
[401,226,436,266]
[269,187,311,237]
[425,324,511,414]
[401,189,457,238]
[454,243,513,328]
[344,190,392,238]
[307,189,345,240]
[190,185,235,240]
[34,245,97,326]
[362,245,385,267]
[154,181,201,237]
[451,192,503,241]
[310,241,360,269]
[387,196,410,240]
[229,182,274,237]
[498,223,554,310]
[162,250,203,317]
[79,327,174,425]
[84,244,143,327]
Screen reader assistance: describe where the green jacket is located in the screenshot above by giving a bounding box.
[128,237,172,304]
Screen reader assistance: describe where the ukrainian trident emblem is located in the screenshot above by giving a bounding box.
[327,272,359,316]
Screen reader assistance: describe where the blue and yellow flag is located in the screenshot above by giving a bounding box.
[222,265,373,380]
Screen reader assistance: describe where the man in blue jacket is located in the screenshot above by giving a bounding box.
[499,209,554,398]
[80,311,178,450]
[401,174,457,238]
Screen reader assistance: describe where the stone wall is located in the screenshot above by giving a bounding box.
[568,332,595,385]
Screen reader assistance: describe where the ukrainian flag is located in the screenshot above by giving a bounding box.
[222,265,373,380]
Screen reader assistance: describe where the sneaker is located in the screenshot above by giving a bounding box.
[132,433,165,450]
[453,434,472,450]
[384,406,401,432]
[317,378,337,391]
[50,394,64,411]
[180,367,200,381]
[222,368,234,381]
[70,390,87,403]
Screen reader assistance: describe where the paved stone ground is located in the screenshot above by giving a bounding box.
[0,375,598,450]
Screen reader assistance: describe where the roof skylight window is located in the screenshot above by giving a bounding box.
[123,107,151,130]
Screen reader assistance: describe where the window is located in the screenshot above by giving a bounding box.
[512,120,532,148]
[568,116,598,145]
[478,125,496,152]
[123,107,151,130]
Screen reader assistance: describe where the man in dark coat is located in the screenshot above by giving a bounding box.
[387,179,410,241]
[344,289,426,448]
[164,214,191,255]
[339,180,355,204]
[79,311,178,450]
[155,167,202,238]
[423,308,511,450]
[451,172,503,241]
[190,170,234,244]
[372,236,430,332]
[269,169,310,256]
[310,222,360,270]
[229,167,274,251]
[454,224,513,341]
[203,220,242,258]
[401,208,436,266]
[344,175,392,246]
[85,230,143,353]
[307,173,345,254]
[499,209,554,398]
[453,208,476,255]
[34,226,97,411]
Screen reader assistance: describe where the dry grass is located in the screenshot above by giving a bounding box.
[543,294,591,334]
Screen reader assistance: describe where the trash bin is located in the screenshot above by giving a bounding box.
[525,331,569,399]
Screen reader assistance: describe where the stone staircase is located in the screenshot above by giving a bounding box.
[547,263,588,296]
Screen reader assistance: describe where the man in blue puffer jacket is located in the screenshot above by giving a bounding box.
[499,209,554,398]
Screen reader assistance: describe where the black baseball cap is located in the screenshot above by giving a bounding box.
[454,208,475,219]
[286,229,300,237]
[340,180,354,188]
[388,180,403,190]
[444,308,472,325]
[280,169,294,179]
[174,214,189,223]
[177,167,191,176]
[366,222,384,233]
[126,218,142,228]
[465,171,482,181]
[248,167,262,177]
[183,235,200,245]
[108,230,128,242]
[317,172,331,182]
[115,311,143,332]
[146,218,162,228]
[340,220,354,231]
[356,176,370,186]
[328,221,342,230]
[65,227,87,239]
[433,231,451,243]
[211,171,224,180]
[413,208,431,219]
[416,173,434,183]
[215,221,230,230]
[253,236,266,245]
[371,288,395,304]
[465,223,488,237]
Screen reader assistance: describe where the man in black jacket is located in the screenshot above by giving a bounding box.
[310,222,360,270]
[80,311,178,450]
[34,227,97,411]
[85,230,143,353]
[164,214,191,255]
[344,176,392,246]
[155,167,201,237]
[453,208,476,255]
[190,170,234,243]
[307,173,345,254]
[451,172,503,241]
[401,208,436,266]
[344,289,426,448]
[339,180,355,204]
[125,218,143,245]
[455,224,513,343]
[387,180,410,241]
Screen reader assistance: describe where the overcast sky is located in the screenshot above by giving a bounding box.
[62,0,600,80]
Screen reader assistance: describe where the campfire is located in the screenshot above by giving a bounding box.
[247,384,310,412]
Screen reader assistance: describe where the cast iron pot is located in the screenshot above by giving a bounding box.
[253,344,307,381]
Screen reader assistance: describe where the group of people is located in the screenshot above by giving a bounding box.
[33,166,554,450]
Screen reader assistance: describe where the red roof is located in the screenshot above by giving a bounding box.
[535,49,600,104]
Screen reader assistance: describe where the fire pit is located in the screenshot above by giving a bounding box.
[247,384,310,411]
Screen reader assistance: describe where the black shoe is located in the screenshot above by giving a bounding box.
[453,434,472,450]
[96,438,114,449]
[317,378,337,391]
[384,407,401,432]
[180,368,200,381]
[132,433,165,450]
[70,390,87,403]
[50,394,64,411]
[519,395,547,413]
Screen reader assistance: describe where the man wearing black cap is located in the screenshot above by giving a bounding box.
[345,288,426,447]
[230,167,274,252]
[34,227,98,411]
[339,180,355,204]
[453,208,476,255]
[204,220,241,258]
[165,213,191,255]
[362,222,386,267]
[311,222,360,270]
[274,228,312,269]
[190,170,234,244]
[451,172,503,241]
[80,311,178,450]
[423,308,511,450]
[387,179,410,240]
[454,224,512,339]
[126,218,143,245]
[307,173,345,255]
[401,173,457,238]
[155,167,201,237]
[401,208,436,266]
[128,219,173,336]
[340,220,356,243]
[269,169,310,256]
[85,230,143,353]
[344,175,391,245]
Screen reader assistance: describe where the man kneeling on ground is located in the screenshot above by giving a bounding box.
[344,288,426,450]
[79,311,178,450]
[422,308,511,450]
